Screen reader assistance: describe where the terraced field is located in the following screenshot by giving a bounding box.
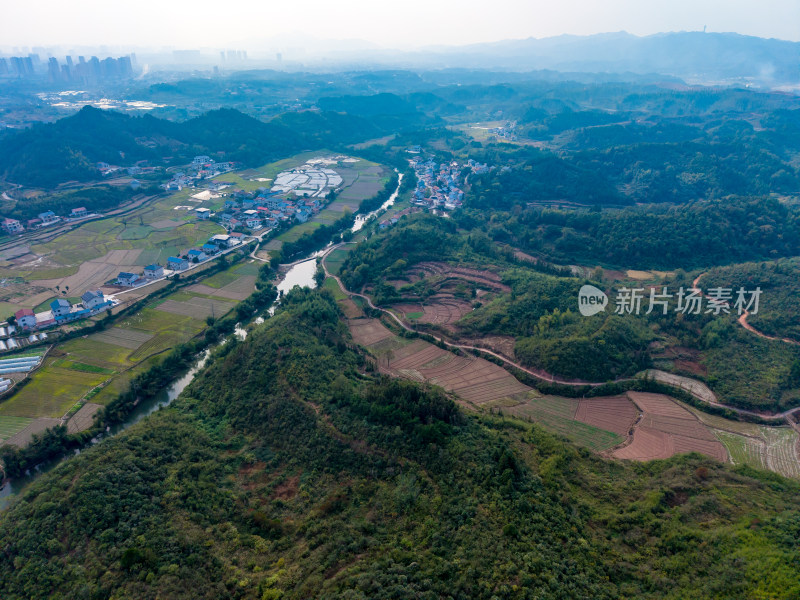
[715,431,767,470]
[392,297,474,328]
[614,392,728,462]
[688,402,800,479]
[575,396,638,436]
[348,317,532,407]
[761,426,800,479]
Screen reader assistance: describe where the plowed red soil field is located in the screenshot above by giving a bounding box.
[347,318,395,346]
[574,396,638,436]
[613,392,728,462]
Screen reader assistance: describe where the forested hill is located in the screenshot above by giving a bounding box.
[458,196,800,270]
[0,106,385,187]
[1,288,799,599]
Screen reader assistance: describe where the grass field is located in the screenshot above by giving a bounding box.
[324,246,354,276]
[276,221,321,244]
[322,277,347,301]
[0,359,109,418]
[118,225,154,240]
[0,416,33,443]
[505,395,624,452]
[0,301,28,319]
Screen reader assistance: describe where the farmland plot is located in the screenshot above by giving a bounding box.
[348,319,534,407]
[574,396,639,436]
[347,318,395,346]
[504,395,625,451]
[393,297,473,328]
[761,426,800,479]
[66,403,102,434]
[614,392,728,463]
[715,430,767,470]
[92,327,155,350]
[189,275,257,301]
[155,297,235,319]
[0,416,33,444]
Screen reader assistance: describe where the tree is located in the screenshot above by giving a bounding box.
[790,360,800,385]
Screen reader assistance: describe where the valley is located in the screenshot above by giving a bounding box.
[2,58,800,599]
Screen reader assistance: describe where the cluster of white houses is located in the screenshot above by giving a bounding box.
[214,190,319,233]
[2,207,94,235]
[113,233,245,287]
[162,156,237,191]
[14,290,114,332]
[409,157,490,212]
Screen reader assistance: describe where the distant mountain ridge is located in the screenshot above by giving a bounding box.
[0,104,418,188]
[403,31,800,86]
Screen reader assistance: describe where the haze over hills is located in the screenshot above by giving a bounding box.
[412,32,798,85]
[5,31,799,88]
[176,30,800,87]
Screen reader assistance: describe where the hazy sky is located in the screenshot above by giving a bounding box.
[2,0,798,51]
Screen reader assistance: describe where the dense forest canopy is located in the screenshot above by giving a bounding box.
[457,197,800,271]
[0,106,391,187]
[1,289,799,599]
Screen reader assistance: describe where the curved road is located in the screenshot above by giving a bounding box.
[323,246,800,423]
[693,273,799,346]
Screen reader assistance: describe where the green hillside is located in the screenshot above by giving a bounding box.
[1,288,798,599]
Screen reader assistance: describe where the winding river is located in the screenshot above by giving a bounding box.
[0,173,404,509]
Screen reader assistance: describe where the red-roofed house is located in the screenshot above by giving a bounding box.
[2,218,23,234]
[15,308,36,329]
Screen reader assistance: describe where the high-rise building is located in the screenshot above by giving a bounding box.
[48,57,60,82]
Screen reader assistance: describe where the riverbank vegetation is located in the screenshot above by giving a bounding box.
[0,252,277,478]
[1,288,799,599]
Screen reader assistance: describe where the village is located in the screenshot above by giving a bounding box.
[0,154,362,353]
[1,155,353,237]
[0,155,237,235]
[12,289,114,334]
[2,206,96,235]
[173,156,354,235]
[408,155,489,212]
